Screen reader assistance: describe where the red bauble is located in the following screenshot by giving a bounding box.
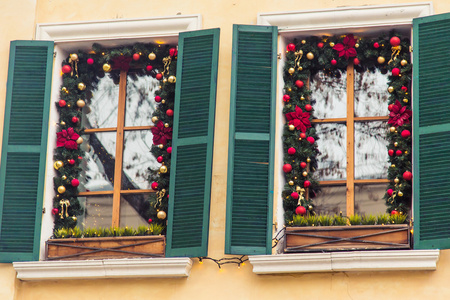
[291,192,299,199]
[146,65,153,72]
[155,95,162,102]
[52,208,59,215]
[78,156,83,160]
[58,100,66,107]
[283,94,291,102]
[167,147,172,154]
[71,178,80,187]
[396,150,403,156]
[62,65,72,74]
[287,147,296,155]
[295,206,306,215]
[286,43,296,52]
[300,162,307,169]
[373,42,380,49]
[390,36,401,47]
[155,73,163,80]
[133,53,140,61]
[299,133,306,139]
[392,68,400,76]
[166,109,174,117]
[87,58,94,65]
[307,136,315,144]
[331,59,337,65]
[387,189,394,196]
[401,130,411,138]
[169,48,178,57]
[388,104,394,111]
[353,58,360,65]
[157,156,164,163]
[71,116,79,123]
[148,218,153,223]
[283,164,293,173]
[69,159,76,165]
[304,180,311,188]
[151,182,159,190]
[403,171,413,181]
[391,210,398,215]
[317,42,324,48]
[388,149,394,156]
[304,104,312,111]
[401,86,408,92]
[295,80,304,88]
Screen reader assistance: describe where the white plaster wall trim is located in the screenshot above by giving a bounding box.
[249,250,440,274]
[36,15,202,42]
[13,257,192,280]
[257,3,433,32]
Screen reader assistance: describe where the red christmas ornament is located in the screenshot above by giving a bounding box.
[155,73,163,80]
[78,156,83,160]
[373,42,380,49]
[295,80,304,88]
[167,147,172,154]
[403,171,413,181]
[307,136,315,144]
[304,104,312,111]
[390,36,401,47]
[392,68,400,76]
[146,65,153,72]
[396,150,403,156]
[291,192,299,199]
[169,48,178,57]
[353,58,360,65]
[62,65,72,74]
[388,149,394,156]
[157,156,164,163]
[401,86,408,92]
[300,162,307,169]
[299,133,306,139]
[166,109,174,117]
[71,178,80,187]
[69,159,75,165]
[387,189,394,196]
[295,206,306,215]
[288,147,296,155]
[304,180,311,188]
[283,164,293,173]
[401,130,411,138]
[286,43,296,52]
[148,218,153,223]
[58,100,66,107]
[87,58,94,65]
[155,95,162,102]
[71,116,79,124]
[151,182,159,190]
[132,53,140,61]
[388,104,394,111]
[317,42,324,48]
[283,94,291,102]
[391,210,398,215]
[331,59,337,66]
[52,208,59,215]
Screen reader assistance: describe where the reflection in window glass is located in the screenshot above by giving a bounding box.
[313,186,346,216]
[310,70,347,119]
[125,74,159,127]
[354,69,389,117]
[354,121,389,180]
[78,196,113,229]
[316,123,347,180]
[354,184,388,215]
[119,194,150,228]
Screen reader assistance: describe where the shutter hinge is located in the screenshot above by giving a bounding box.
[277,53,281,60]
[53,51,57,58]
[42,207,46,214]
[409,46,413,53]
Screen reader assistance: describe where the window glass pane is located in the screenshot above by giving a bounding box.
[354,121,389,180]
[310,70,347,119]
[80,132,116,192]
[125,74,159,127]
[316,123,347,180]
[78,196,113,229]
[119,194,150,227]
[314,185,346,216]
[122,130,158,190]
[354,183,388,215]
[354,69,389,117]
[83,76,119,129]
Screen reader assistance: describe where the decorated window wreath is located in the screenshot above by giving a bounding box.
[282,33,412,224]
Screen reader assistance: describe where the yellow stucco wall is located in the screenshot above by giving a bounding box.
[1,0,450,299]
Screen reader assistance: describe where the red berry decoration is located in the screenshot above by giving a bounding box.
[166,109,174,117]
[167,147,172,154]
[390,36,401,47]
[148,218,153,223]
[62,65,72,74]
[392,68,400,76]
[387,189,393,196]
[58,100,66,107]
[71,178,80,187]
[155,73,163,80]
[388,104,394,111]
[72,116,79,123]
[283,94,291,102]
[286,43,296,52]
[299,133,306,139]
[388,149,394,156]
[146,65,153,72]
[353,58,360,65]
[151,182,159,190]
[155,95,162,102]
[391,210,398,215]
[300,162,307,169]
[331,59,337,65]
[157,156,164,163]
[295,80,304,88]
[304,180,311,188]
[304,104,312,111]
[288,147,296,155]
[169,48,178,57]
[52,208,59,215]
[317,42,324,48]
[283,164,293,173]
[401,86,408,92]
[133,53,140,61]
[291,192,299,199]
[403,171,413,181]
[87,58,94,65]
[69,159,75,165]
[373,42,380,49]
[295,206,306,215]
[396,150,402,156]
[307,136,315,144]
[401,130,411,138]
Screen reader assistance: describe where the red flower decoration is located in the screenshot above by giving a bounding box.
[388,100,412,127]
[151,121,172,145]
[285,105,311,133]
[56,128,79,150]
[333,34,357,60]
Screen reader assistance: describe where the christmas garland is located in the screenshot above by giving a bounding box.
[53,42,177,232]
[282,33,412,224]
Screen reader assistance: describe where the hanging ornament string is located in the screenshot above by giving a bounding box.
[59,199,71,219]
[161,56,172,76]
[68,54,79,77]
[294,50,303,70]
[388,45,401,65]
[154,189,166,209]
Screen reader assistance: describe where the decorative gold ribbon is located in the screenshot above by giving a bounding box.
[388,46,401,65]
[155,189,166,208]
[294,50,303,70]
[161,56,172,77]
[297,187,306,206]
[59,199,71,219]
[69,55,79,77]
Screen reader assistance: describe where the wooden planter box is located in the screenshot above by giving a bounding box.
[285,225,410,253]
[46,235,165,260]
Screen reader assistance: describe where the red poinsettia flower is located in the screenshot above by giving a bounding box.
[333,34,357,60]
[151,121,173,145]
[285,105,311,133]
[56,127,80,150]
[388,100,412,127]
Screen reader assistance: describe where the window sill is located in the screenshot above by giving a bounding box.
[248,249,440,274]
[13,257,192,281]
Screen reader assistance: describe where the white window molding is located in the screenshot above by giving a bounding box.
[13,257,192,280]
[249,250,440,274]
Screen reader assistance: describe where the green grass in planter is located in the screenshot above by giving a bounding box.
[318,215,333,226]
[348,214,363,225]
[333,215,348,226]
[376,214,390,225]
[53,224,165,239]
[306,215,320,226]
[389,214,407,224]
[362,215,377,225]
[292,215,308,226]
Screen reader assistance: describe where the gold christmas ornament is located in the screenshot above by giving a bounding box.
[288,180,294,186]
[329,42,335,47]
[151,116,159,123]
[62,87,69,94]
[148,52,156,60]
[288,67,295,75]
[70,53,78,61]
[54,161,64,170]
[391,164,396,168]
[308,205,313,210]
[403,98,408,103]
[77,82,86,91]
[72,216,77,221]
[168,75,176,83]
[301,40,306,44]
[289,124,295,131]
[298,66,303,71]
[302,171,308,177]
[401,59,408,66]
[306,157,311,163]
[398,191,404,197]
[163,78,168,83]
[160,165,168,174]
[62,175,67,180]
[355,43,359,48]
[103,63,112,72]
[67,104,71,108]
[306,52,314,60]
[394,142,398,147]
[388,86,394,93]
[300,96,305,101]
[394,178,400,184]
[158,144,164,149]
[288,88,292,92]
[76,99,86,108]
[405,150,409,155]
[161,100,166,104]
[164,123,169,128]
[296,186,302,192]
[390,127,396,133]
[57,186,66,194]
[377,56,385,64]
[60,121,66,125]
[157,210,167,220]
[76,137,83,144]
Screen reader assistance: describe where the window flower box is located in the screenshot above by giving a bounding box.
[285,225,410,253]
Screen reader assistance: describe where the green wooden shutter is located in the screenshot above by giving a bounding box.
[413,13,450,249]
[0,41,54,262]
[225,25,277,255]
[166,29,220,257]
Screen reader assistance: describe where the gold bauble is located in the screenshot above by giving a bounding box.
[161,100,166,104]
[148,52,156,60]
[164,123,169,128]
[401,59,408,66]
[54,161,64,170]
[288,88,292,92]
[76,99,86,108]
[302,171,308,177]
[404,150,409,155]
[72,216,77,221]
[168,75,176,83]
[57,186,66,194]
[70,53,78,61]
[390,127,396,133]
[62,175,67,180]
[67,104,71,108]
[329,42,335,47]
[103,63,112,72]
[394,178,400,184]
[76,137,83,144]
[377,56,385,64]
[289,124,295,131]
[61,121,66,125]
[77,82,86,91]
[160,165,168,174]
[391,164,396,168]
[158,144,164,149]
[394,142,398,147]
[296,186,301,192]
[355,43,359,48]
[301,40,306,44]
[157,210,167,220]
[62,87,69,94]
[388,86,394,93]
[298,66,303,71]
[288,180,294,186]
[403,98,408,103]
[306,157,311,163]
[308,205,313,210]
[152,116,158,123]
[288,68,295,75]
[306,52,314,60]
[398,191,404,197]
[300,96,305,101]
[163,78,168,83]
